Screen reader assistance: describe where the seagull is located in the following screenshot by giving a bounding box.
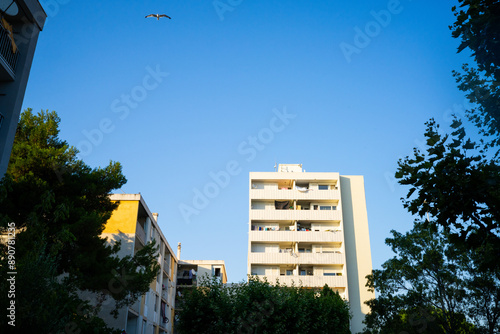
[145,14,171,20]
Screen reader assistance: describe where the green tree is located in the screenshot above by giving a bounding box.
[451,0,500,150]
[395,119,500,271]
[364,2,500,333]
[0,109,159,333]
[362,222,496,334]
[176,276,351,334]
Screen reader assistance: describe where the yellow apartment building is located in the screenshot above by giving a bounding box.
[101,194,178,334]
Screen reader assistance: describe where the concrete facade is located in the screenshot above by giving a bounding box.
[0,0,46,176]
[101,194,178,334]
[247,164,374,333]
[175,259,227,310]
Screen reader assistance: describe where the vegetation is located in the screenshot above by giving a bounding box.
[0,109,159,333]
[362,1,500,333]
[451,0,500,150]
[395,119,500,271]
[176,276,351,334]
[362,220,499,334]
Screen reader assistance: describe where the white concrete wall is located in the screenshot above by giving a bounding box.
[340,175,375,334]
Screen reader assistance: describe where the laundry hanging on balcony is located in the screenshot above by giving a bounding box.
[161,302,168,323]
[275,200,289,210]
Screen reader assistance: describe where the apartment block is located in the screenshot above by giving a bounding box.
[101,194,178,334]
[175,257,227,310]
[0,0,46,176]
[247,164,374,333]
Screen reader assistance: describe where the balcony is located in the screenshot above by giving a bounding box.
[250,188,340,200]
[129,299,141,315]
[177,277,196,286]
[250,209,342,221]
[255,274,347,288]
[163,259,170,276]
[161,290,169,303]
[249,252,344,265]
[135,221,146,245]
[0,22,19,80]
[249,231,343,242]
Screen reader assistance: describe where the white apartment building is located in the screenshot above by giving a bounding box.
[247,164,374,333]
[175,258,227,310]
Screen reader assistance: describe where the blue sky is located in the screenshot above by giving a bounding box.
[22,0,472,282]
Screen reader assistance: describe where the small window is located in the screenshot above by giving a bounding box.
[286,270,293,276]
[214,268,221,277]
[314,205,318,210]
[318,185,329,190]
[300,270,306,276]
[320,206,331,210]
[324,273,336,276]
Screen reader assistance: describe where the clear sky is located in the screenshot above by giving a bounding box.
[22,0,472,283]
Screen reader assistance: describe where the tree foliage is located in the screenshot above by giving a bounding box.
[364,2,500,333]
[362,222,499,334]
[0,109,159,333]
[451,0,500,149]
[176,276,351,334]
[395,119,500,270]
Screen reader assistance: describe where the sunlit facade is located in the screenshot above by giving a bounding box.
[247,164,374,333]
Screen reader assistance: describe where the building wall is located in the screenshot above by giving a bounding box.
[247,166,374,333]
[0,0,46,176]
[341,175,375,334]
[97,194,178,334]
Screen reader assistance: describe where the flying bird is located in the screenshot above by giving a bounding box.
[145,14,171,20]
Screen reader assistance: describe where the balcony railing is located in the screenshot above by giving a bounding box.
[250,209,342,221]
[0,23,19,77]
[177,277,196,286]
[129,299,141,314]
[249,231,344,242]
[249,252,344,265]
[163,259,170,276]
[250,188,340,200]
[135,222,146,245]
[254,274,347,288]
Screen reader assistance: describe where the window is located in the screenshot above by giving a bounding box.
[318,185,329,190]
[286,270,293,276]
[324,272,336,276]
[320,205,337,210]
[300,270,306,276]
[214,268,221,277]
